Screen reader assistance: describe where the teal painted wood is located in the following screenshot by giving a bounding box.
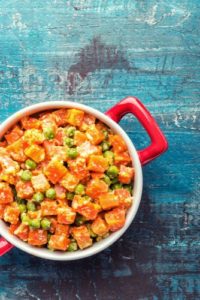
[0,0,199,299]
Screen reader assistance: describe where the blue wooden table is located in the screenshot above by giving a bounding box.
[0,1,199,299]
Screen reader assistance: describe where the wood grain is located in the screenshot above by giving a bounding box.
[0,0,200,299]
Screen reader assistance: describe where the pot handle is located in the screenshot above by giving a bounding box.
[105,96,168,165]
[0,237,14,256]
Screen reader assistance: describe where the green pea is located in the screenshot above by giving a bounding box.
[106,165,119,179]
[123,184,133,193]
[45,188,56,199]
[66,192,74,201]
[21,213,29,225]
[103,175,111,186]
[29,219,40,229]
[33,192,44,203]
[25,159,37,170]
[67,241,78,252]
[111,177,119,184]
[75,215,86,226]
[103,150,114,164]
[67,148,78,159]
[64,137,74,147]
[41,218,51,230]
[18,204,27,213]
[101,141,111,152]
[27,201,36,211]
[66,126,76,137]
[75,184,85,195]
[21,170,32,181]
[111,183,123,190]
[44,127,55,140]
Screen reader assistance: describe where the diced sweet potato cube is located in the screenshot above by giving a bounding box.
[0,182,13,204]
[72,195,91,210]
[41,201,58,216]
[57,206,76,224]
[80,113,96,131]
[25,144,45,163]
[3,204,20,224]
[91,216,109,236]
[66,109,84,127]
[23,129,44,144]
[45,160,67,184]
[90,172,104,179]
[74,131,88,146]
[7,138,27,162]
[75,203,100,220]
[21,117,41,130]
[87,155,108,173]
[0,155,19,175]
[99,192,119,210]
[16,180,34,199]
[86,179,108,199]
[114,151,131,165]
[114,188,133,209]
[86,125,105,145]
[48,234,70,251]
[60,172,79,192]
[109,134,127,153]
[31,174,50,192]
[0,204,6,218]
[71,225,92,249]
[55,224,70,235]
[54,185,66,199]
[53,109,68,126]
[118,165,134,184]
[28,229,48,246]
[5,125,24,144]
[54,128,65,146]
[14,223,29,241]
[68,157,89,180]
[105,208,126,232]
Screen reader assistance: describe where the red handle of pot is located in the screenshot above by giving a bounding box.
[105,96,168,165]
[0,237,13,256]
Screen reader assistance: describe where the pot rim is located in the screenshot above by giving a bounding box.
[0,101,143,261]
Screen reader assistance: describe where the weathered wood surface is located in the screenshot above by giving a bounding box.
[0,0,200,299]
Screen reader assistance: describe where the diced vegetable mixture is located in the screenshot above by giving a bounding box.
[0,108,134,251]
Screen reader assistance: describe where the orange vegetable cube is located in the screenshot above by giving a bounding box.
[109,134,127,153]
[0,204,6,218]
[68,157,88,180]
[53,109,68,126]
[114,151,131,165]
[66,109,84,126]
[60,172,79,192]
[114,188,133,209]
[105,208,126,232]
[49,217,58,234]
[86,125,105,145]
[41,200,58,216]
[21,117,41,130]
[57,206,76,224]
[9,223,19,234]
[74,131,87,146]
[23,129,44,144]
[48,234,70,251]
[7,138,27,162]
[87,155,108,173]
[25,144,45,163]
[16,180,34,199]
[99,192,119,210]
[0,155,19,175]
[91,216,109,236]
[0,182,13,204]
[31,174,50,192]
[118,165,134,184]
[75,202,100,220]
[14,223,29,241]
[5,125,23,144]
[86,179,108,199]
[90,172,104,179]
[54,185,66,199]
[28,229,48,246]
[72,195,91,210]
[45,160,67,184]
[71,225,92,249]
[77,141,100,158]
[80,113,96,131]
[3,204,20,224]
[55,224,70,236]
